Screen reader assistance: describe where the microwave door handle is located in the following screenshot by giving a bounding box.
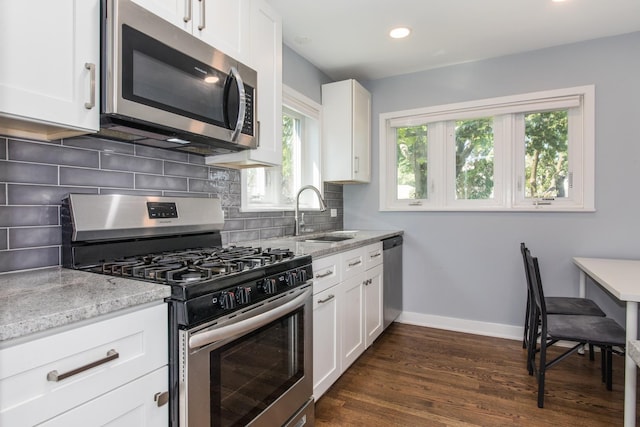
[229,66,246,142]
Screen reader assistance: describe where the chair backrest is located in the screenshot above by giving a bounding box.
[520,242,532,293]
[525,251,548,319]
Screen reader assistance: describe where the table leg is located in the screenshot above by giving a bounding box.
[579,270,586,298]
[624,301,637,427]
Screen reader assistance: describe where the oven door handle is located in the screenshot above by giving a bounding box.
[188,288,311,350]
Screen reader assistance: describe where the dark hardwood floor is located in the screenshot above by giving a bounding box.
[315,323,636,426]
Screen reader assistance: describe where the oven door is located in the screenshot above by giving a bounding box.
[179,286,313,427]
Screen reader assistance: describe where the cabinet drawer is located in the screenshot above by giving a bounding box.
[342,247,366,280]
[0,304,168,427]
[39,366,168,427]
[312,254,341,294]
[365,242,383,269]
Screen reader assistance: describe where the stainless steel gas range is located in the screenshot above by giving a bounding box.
[61,194,314,427]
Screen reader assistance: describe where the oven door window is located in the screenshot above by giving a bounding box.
[210,308,305,427]
[121,24,232,129]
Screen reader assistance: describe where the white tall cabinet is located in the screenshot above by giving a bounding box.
[321,79,372,183]
[0,0,100,141]
[206,0,283,168]
[312,242,384,400]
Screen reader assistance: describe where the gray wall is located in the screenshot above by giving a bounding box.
[283,45,333,103]
[343,32,640,333]
[0,47,340,274]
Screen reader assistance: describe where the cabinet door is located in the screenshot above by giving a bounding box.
[131,0,192,32]
[193,0,251,60]
[206,0,282,168]
[340,273,365,371]
[313,286,340,400]
[352,81,371,182]
[0,0,99,139]
[364,264,384,347]
[39,366,168,427]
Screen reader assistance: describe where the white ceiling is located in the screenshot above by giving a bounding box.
[264,0,640,81]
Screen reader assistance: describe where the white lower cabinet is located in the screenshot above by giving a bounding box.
[39,366,168,427]
[0,303,168,427]
[312,242,383,399]
[312,285,340,400]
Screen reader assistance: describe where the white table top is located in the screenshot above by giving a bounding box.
[573,257,640,302]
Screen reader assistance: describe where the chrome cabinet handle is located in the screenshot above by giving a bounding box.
[197,0,205,30]
[315,270,333,278]
[229,66,246,142]
[84,63,96,109]
[354,156,359,173]
[47,349,119,382]
[348,260,362,267]
[318,294,335,304]
[154,391,169,407]
[370,252,381,259]
[183,0,192,22]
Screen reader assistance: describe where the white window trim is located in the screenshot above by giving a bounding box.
[379,85,595,212]
[240,85,323,212]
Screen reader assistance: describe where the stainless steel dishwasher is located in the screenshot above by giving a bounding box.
[383,235,403,329]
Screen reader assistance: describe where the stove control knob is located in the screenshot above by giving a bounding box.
[219,291,236,310]
[235,286,251,304]
[285,271,297,286]
[298,269,308,283]
[260,278,277,294]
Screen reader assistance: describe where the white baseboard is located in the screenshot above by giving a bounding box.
[396,311,523,341]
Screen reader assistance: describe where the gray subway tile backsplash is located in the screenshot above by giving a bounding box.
[101,152,163,174]
[9,226,61,249]
[9,139,99,168]
[0,160,58,185]
[0,135,342,273]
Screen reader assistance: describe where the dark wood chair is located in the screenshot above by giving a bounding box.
[520,242,605,368]
[525,250,625,407]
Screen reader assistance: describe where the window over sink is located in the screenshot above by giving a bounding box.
[242,85,323,211]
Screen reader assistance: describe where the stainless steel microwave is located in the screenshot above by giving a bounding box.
[99,0,258,155]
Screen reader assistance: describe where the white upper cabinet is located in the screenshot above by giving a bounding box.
[0,0,100,141]
[132,0,251,61]
[206,0,283,168]
[322,79,372,183]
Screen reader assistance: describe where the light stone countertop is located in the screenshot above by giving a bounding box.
[235,229,403,259]
[0,230,402,344]
[0,267,170,343]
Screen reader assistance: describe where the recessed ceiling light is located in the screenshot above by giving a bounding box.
[389,27,411,39]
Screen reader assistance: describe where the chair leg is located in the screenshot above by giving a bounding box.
[606,347,613,391]
[526,309,539,376]
[537,331,547,408]
[601,346,606,384]
[523,293,530,349]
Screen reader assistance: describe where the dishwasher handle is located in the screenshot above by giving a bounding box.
[382,235,403,250]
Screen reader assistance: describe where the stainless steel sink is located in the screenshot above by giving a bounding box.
[296,230,357,243]
[302,235,353,243]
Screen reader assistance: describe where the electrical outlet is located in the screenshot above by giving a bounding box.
[330,208,337,217]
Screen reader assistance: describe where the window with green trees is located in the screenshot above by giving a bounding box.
[380,86,594,211]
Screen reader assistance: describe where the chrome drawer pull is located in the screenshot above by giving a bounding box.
[315,270,333,278]
[154,391,169,407]
[348,260,362,267]
[46,349,119,382]
[370,252,381,258]
[318,294,335,304]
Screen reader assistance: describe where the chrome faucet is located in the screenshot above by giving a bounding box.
[294,185,327,236]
